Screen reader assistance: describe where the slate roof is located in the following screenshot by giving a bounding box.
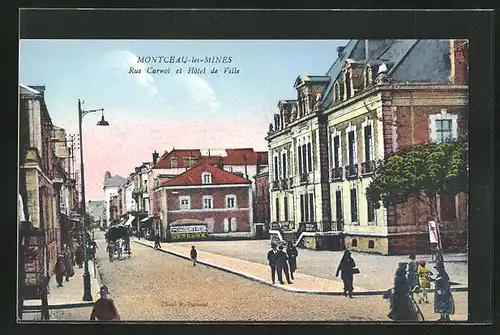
[159,163,252,187]
[319,39,451,108]
[103,172,127,188]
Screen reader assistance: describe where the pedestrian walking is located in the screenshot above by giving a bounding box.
[190,246,197,266]
[286,241,299,280]
[433,261,455,322]
[75,245,84,268]
[276,245,293,285]
[407,253,420,291]
[335,250,357,298]
[62,245,74,282]
[107,241,114,262]
[267,243,278,284]
[55,255,65,287]
[90,285,120,321]
[417,260,433,303]
[387,262,421,321]
[154,234,161,249]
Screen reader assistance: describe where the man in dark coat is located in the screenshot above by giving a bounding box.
[267,243,278,284]
[276,245,293,285]
[286,241,299,280]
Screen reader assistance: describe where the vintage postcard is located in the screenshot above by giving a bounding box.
[16,9,491,324]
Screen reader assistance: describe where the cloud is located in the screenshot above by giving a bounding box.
[176,75,219,113]
[105,50,159,96]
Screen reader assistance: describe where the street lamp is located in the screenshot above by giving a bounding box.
[78,99,109,301]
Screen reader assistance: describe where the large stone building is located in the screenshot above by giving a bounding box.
[266,39,468,255]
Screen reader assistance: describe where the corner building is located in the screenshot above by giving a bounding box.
[267,39,468,255]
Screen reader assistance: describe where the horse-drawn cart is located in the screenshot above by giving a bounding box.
[106,225,131,261]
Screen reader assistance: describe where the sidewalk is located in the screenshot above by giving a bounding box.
[22,258,101,313]
[134,238,468,296]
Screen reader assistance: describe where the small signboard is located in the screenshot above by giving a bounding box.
[170,223,207,240]
[428,220,439,244]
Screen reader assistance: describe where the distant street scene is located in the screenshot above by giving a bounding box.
[19,36,469,323]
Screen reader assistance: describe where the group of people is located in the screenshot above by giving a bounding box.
[386,253,456,322]
[267,241,299,285]
[54,234,99,287]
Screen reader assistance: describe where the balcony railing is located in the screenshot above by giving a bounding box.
[331,167,343,181]
[345,164,358,180]
[288,177,294,188]
[280,179,288,189]
[299,173,308,184]
[361,160,376,175]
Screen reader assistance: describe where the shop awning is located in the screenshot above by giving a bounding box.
[124,215,135,227]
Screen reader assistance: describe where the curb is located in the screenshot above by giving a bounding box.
[23,301,95,311]
[134,240,468,296]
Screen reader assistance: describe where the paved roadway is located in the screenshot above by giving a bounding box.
[49,232,467,322]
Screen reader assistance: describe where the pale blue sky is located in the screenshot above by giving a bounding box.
[19,39,346,199]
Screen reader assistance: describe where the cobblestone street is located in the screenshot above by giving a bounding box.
[50,232,467,322]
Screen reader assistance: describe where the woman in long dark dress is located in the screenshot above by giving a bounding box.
[335,250,356,298]
[286,241,298,280]
[387,262,421,321]
[434,262,455,321]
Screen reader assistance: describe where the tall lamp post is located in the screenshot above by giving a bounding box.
[78,99,109,301]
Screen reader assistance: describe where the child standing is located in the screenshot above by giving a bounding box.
[417,260,433,303]
[190,246,197,266]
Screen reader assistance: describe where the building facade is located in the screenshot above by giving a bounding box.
[103,171,126,227]
[150,148,267,236]
[266,39,469,255]
[155,163,253,237]
[19,84,66,279]
[87,200,105,226]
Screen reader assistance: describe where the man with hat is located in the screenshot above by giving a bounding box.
[276,244,293,285]
[90,285,120,321]
[266,242,278,284]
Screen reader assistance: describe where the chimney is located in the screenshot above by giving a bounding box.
[152,150,159,165]
[337,46,346,59]
[450,39,468,85]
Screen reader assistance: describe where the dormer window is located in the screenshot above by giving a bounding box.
[202,172,212,184]
[334,81,341,103]
[364,65,373,88]
[344,70,352,100]
[171,157,178,168]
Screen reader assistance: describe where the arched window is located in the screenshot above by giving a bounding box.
[368,240,375,249]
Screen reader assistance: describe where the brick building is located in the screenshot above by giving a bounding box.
[149,148,267,237]
[266,39,468,255]
[156,163,253,235]
[253,165,270,234]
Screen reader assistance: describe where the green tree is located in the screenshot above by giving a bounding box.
[366,136,468,222]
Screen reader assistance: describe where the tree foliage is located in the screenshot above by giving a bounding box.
[366,137,468,210]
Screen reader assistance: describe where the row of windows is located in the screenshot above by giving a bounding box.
[271,112,458,181]
[178,195,237,210]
